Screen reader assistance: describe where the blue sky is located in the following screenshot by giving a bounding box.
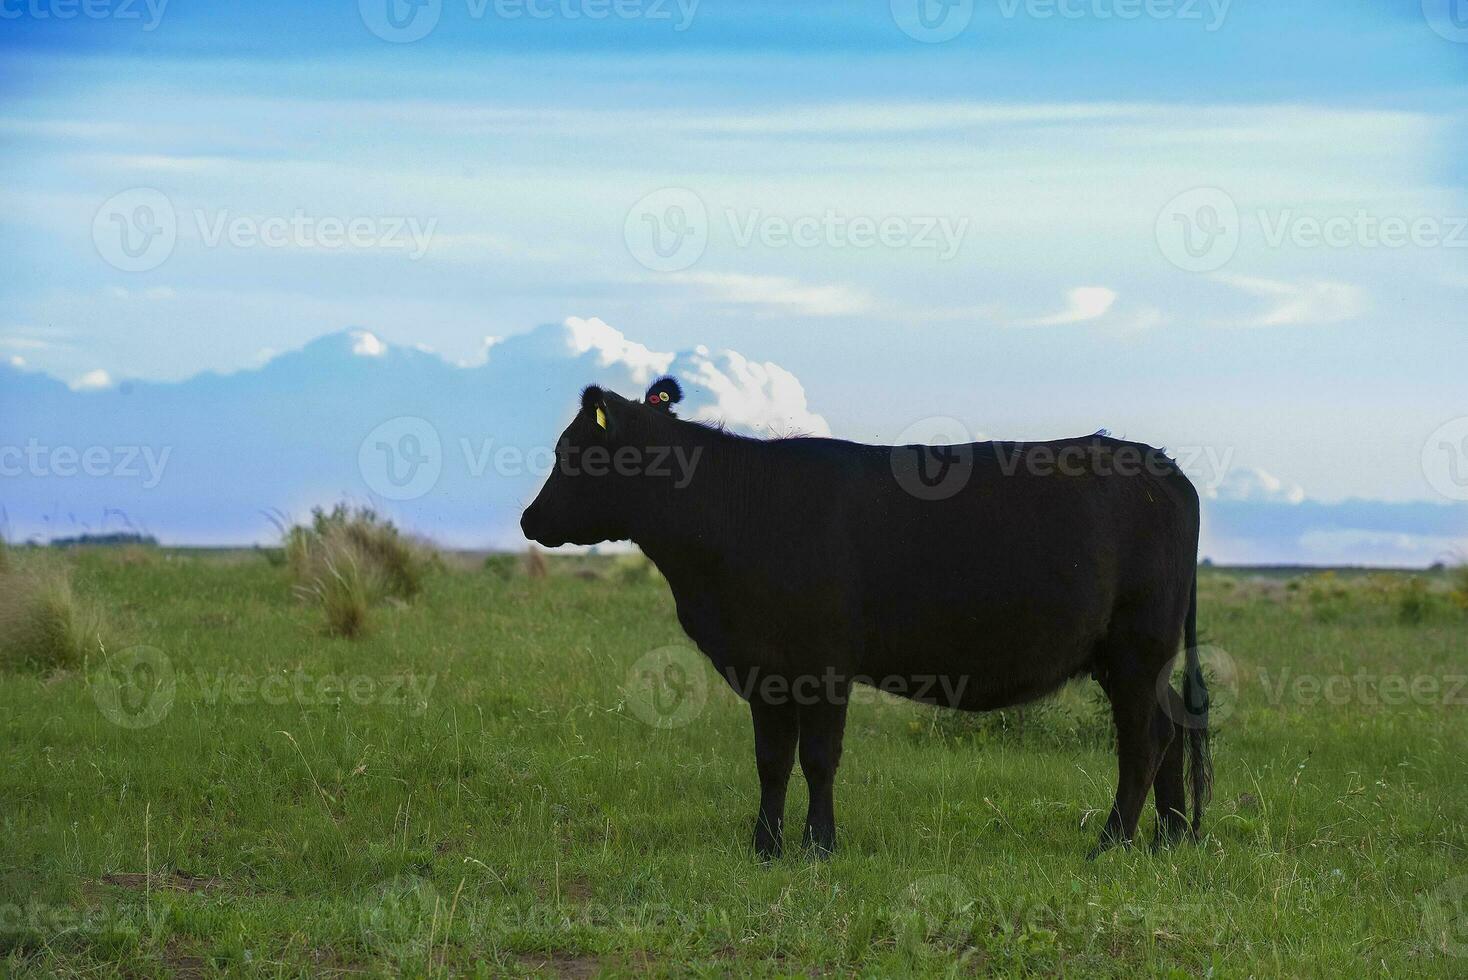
[1,1,1466,520]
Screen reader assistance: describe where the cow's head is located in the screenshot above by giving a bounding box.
[520,377,684,548]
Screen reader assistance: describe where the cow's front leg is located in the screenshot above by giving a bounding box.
[798,697,848,858]
[749,699,798,861]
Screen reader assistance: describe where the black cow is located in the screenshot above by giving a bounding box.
[521,377,1210,859]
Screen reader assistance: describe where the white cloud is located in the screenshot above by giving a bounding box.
[0,336,50,351]
[350,330,386,357]
[1213,275,1363,327]
[71,369,113,391]
[542,317,829,437]
[671,272,872,318]
[674,347,831,438]
[1208,465,1306,504]
[563,316,673,384]
[8,355,24,367]
[1019,286,1118,327]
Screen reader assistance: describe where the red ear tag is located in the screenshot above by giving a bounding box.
[649,395,659,404]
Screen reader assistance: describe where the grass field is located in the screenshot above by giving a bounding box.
[2,548,1466,976]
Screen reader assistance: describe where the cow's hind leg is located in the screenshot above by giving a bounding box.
[1152,686,1189,849]
[750,700,798,861]
[798,698,848,858]
[1090,640,1175,858]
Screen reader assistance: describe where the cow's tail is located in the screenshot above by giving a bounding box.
[1182,569,1211,838]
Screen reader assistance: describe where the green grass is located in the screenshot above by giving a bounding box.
[1,553,1465,976]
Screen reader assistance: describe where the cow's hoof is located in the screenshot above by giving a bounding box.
[1086,835,1131,861]
[1150,824,1187,852]
[801,830,836,860]
[752,834,782,863]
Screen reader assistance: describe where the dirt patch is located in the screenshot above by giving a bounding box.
[517,953,608,978]
[532,875,594,904]
[163,941,209,979]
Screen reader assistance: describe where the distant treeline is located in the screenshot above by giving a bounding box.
[46,532,159,549]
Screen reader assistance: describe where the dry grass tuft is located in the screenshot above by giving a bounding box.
[0,549,107,670]
[523,546,548,580]
[282,505,438,637]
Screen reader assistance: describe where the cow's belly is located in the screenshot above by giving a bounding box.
[854,590,1107,711]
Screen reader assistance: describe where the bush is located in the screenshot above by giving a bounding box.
[281,506,437,637]
[0,551,107,670]
[482,553,521,580]
[610,551,663,585]
[1394,575,1432,625]
[1302,571,1352,623]
[1451,563,1468,613]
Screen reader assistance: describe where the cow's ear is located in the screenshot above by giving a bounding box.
[642,376,683,415]
[581,385,611,435]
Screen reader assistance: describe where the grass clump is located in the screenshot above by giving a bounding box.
[282,505,438,637]
[0,548,107,670]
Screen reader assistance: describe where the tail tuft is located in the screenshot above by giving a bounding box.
[1182,571,1211,837]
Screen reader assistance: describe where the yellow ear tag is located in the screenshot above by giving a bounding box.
[595,407,607,430]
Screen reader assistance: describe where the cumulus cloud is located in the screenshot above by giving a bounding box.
[563,316,674,383]
[350,330,386,357]
[71,368,113,391]
[1208,465,1306,504]
[673,347,831,437]
[552,317,829,436]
